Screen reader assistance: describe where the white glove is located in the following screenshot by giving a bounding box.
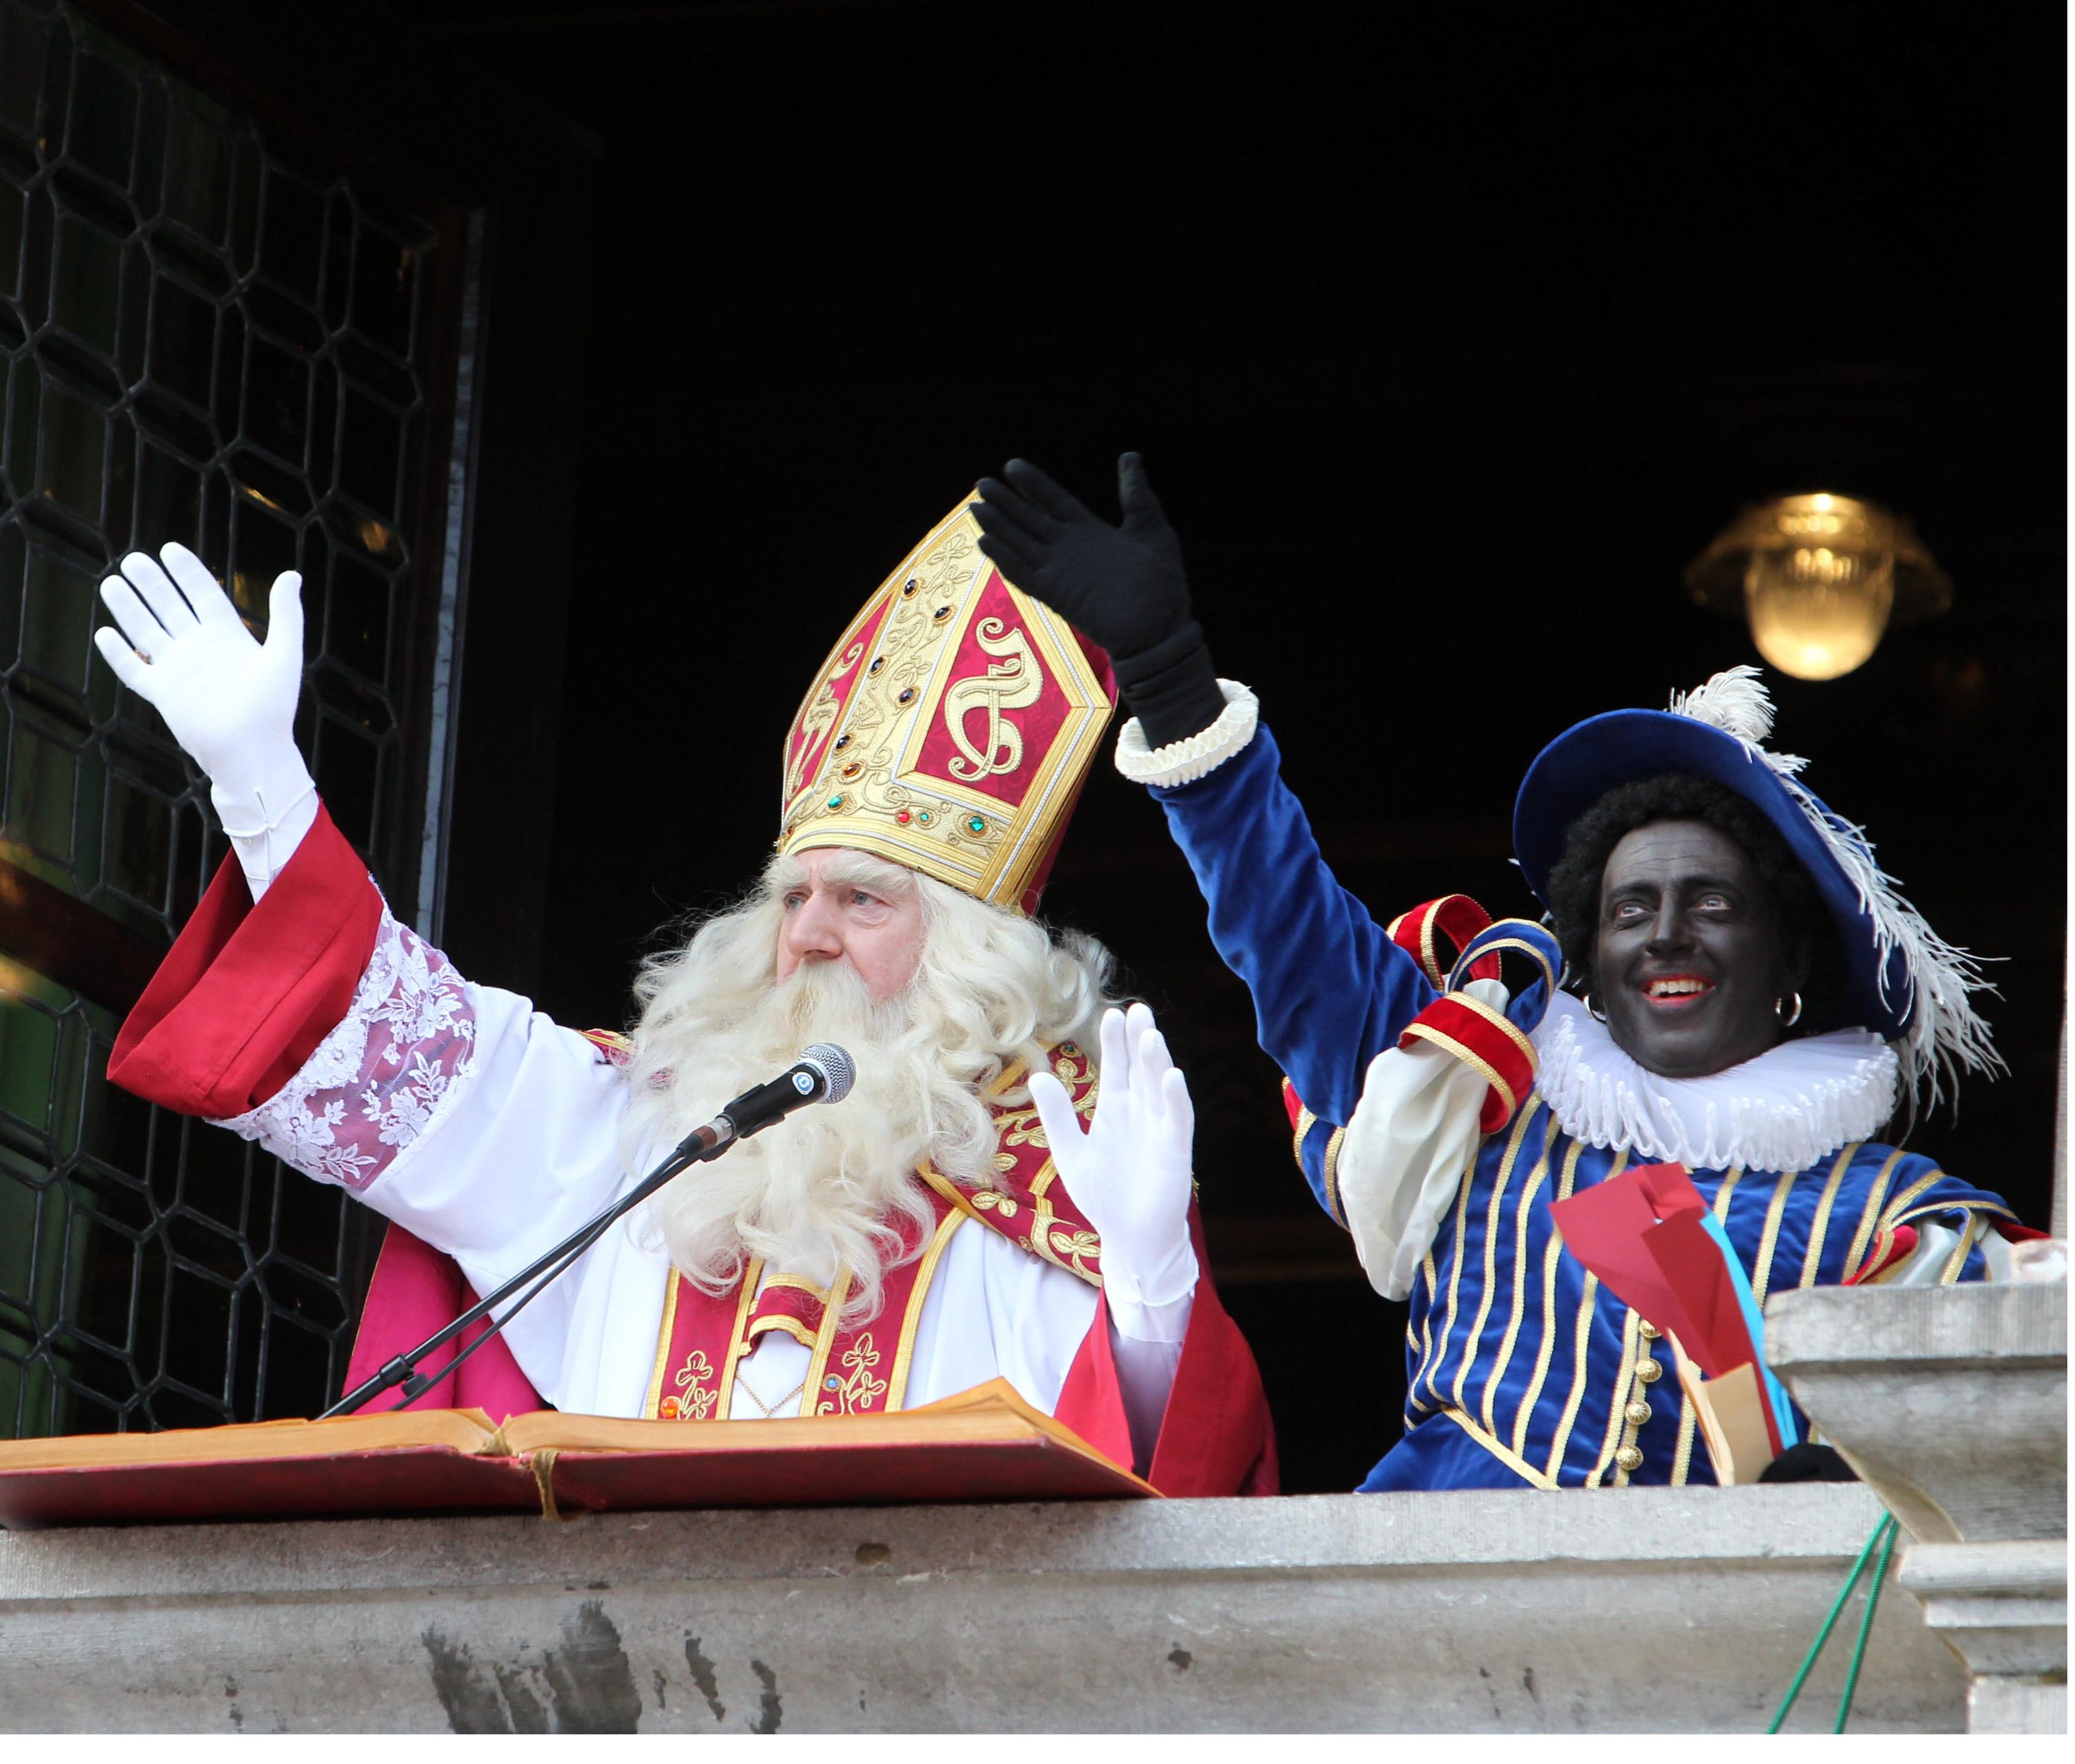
[94,544,317,897]
[1031,1002,1200,1324]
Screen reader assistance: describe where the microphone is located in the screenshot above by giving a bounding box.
[319,1043,856,1418]
[686,1042,857,1157]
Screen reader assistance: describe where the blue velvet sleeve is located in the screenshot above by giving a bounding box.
[1148,723,1438,1131]
[1886,1169,2025,1284]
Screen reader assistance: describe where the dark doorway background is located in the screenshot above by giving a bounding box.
[398,0,2065,1492]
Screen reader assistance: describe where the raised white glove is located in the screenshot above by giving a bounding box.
[93,544,317,896]
[1030,1001,1200,1326]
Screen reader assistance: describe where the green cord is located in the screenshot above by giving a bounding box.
[1769,1514,1898,1733]
[1832,1515,1900,1732]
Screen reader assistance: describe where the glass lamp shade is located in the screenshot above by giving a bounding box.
[1685,492,1951,682]
[1743,544,1896,681]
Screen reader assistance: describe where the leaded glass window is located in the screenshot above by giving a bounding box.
[0,0,464,1435]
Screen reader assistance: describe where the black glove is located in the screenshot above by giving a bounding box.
[972,454,1228,749]
[1758,1442,1860,1484]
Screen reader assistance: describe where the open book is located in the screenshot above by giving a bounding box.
[0,1378,1153,1529]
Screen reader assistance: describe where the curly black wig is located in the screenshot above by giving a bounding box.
[1542,773,1846,1032]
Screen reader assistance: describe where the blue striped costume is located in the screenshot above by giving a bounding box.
[1152,724,2017,1491]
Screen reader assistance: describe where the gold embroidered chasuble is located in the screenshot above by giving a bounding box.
[644,1043,1104,1422]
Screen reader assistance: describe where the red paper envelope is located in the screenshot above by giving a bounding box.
[1639,1211,1758,1380]
[1550,1161,1758,1379]
[1547,1165,1677,1318]
[1635,1161,1707,1224]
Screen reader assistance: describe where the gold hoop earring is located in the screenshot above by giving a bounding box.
[1776,992,1803,1027]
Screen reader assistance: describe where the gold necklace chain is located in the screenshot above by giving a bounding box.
[736,1375,808,1418]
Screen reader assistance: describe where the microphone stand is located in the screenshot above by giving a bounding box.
[318,1120,733,1420]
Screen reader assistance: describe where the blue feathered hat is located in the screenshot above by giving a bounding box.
[1513,666,2000,1107]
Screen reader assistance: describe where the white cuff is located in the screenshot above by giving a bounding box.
[1113,679,1260,789]
[211,743,319,902]
[1102,1244,1199,1342]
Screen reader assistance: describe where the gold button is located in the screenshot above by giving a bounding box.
[1638,1320,1661,1340]
[1635,1356,1662,1384]
[1615,1444,1645,1473]
[1625,1400,1651,1426]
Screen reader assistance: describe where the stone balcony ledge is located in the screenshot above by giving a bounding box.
[1768,1277,2068,1735]
[0,1482,1961,1733]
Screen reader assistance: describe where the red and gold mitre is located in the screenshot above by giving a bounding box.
[779,497,1115,914]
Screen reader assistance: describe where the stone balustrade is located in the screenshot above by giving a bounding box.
[1769,1273,2068,1736]
[0,1482,1961,1732]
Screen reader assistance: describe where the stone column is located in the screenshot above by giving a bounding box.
[1768,1279,2068,1734]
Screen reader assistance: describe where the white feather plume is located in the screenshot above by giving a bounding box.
[1667,664,1776,745]
[1665,666,2003,1110]
[1668,665,1810,775]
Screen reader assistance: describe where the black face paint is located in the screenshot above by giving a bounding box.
[1592,819,1803,1080]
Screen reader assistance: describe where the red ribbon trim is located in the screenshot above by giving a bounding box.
[1398,991,1538,1134]
[1386,894,1501,990]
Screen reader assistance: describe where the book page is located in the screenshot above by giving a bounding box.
[0,1407,499,1473]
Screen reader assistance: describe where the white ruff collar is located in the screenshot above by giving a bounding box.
[1529,992,1900,1174]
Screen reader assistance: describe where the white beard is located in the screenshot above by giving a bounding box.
[619,864,1115,1324]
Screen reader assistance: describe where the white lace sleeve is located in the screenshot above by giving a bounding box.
[213,907,475,1192]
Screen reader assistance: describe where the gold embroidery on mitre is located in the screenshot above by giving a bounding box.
[785,641,865,801]
[777,499,1114,912]
[944,619,1044,780]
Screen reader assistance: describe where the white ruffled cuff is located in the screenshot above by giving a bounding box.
[1114,679,1260,789]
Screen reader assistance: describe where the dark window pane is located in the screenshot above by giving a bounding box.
[52,207,122,358]
[0,178,26,306]
[103,767,174,912]
[337,384,399,517]
[7,718,81,867]
[2,2,450,1441]
[132,437,202,545]
[0,7,47,143]
[312,711,377,849]
[240,333,308,466]
[145,272,215,409]
[352,223,415,358]
[326,547,389,682]
[229,489,300,601]
[37,371,105,522]
[65,52,136,191]
[19,539,95,694]
[161,100,231,247]
[258,164,322,300]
